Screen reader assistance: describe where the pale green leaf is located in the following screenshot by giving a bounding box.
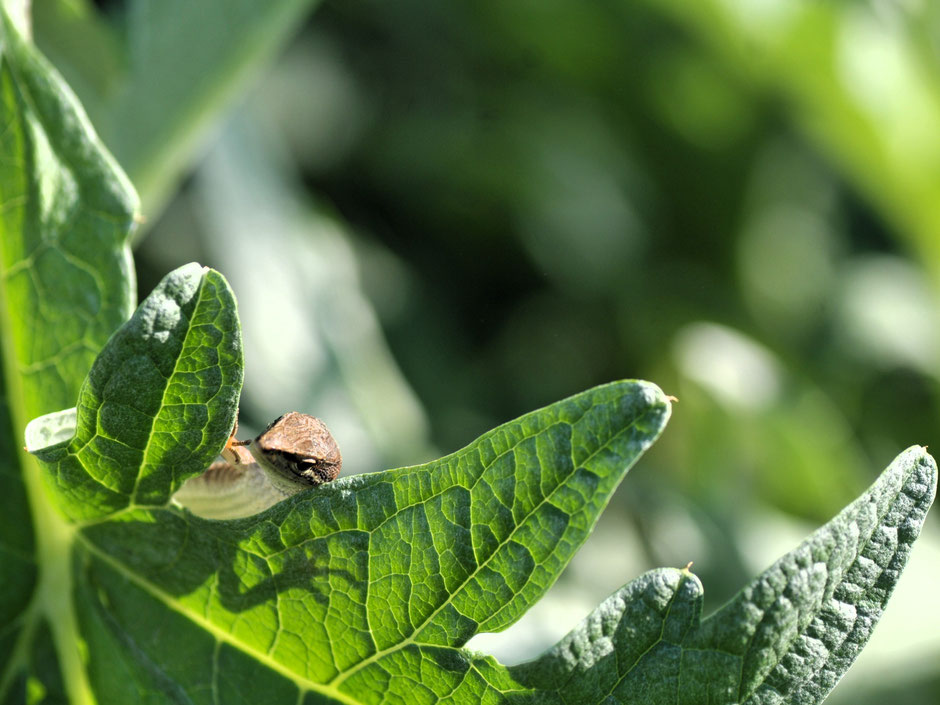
[0,7,137,703]
[32,0,321,217]
[642,0,940,289]
[0,7,137,419]
[509,446,938,704]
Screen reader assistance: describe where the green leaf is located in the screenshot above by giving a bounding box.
[0,0,26,37]
[33,263,243,522]
[2,8,935,700]
[642,0,940,290]
[0,620,69,705]
[509,445,938,704]
[32,0,321,217]
[10,259,936,705]
[0,7,137,704]
[30,331,670,704]
[0,7,138,419]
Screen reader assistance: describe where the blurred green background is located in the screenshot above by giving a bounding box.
[30,0,940,701]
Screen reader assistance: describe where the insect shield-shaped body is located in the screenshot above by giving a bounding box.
[247,412,343,496]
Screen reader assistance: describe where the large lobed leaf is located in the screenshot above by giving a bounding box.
[26,262,672,702]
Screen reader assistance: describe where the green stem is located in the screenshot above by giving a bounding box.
[0,206,95,705]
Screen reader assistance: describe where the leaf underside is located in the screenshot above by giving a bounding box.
[509,446,937,705]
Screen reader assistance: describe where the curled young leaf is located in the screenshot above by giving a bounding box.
[30,263,243,522]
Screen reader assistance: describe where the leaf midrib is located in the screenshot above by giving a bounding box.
[130,269,208,505]
[0,273,92,704]
[0,255,42,700]
[561,572,688,705]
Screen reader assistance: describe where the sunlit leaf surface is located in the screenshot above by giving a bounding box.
[1,7,936,704]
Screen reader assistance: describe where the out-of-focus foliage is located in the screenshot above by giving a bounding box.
[32,0,320,214]
[31,0,940,701]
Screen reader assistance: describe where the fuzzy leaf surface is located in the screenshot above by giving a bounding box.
[509,446,938,705]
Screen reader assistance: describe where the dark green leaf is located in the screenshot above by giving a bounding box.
[4,6,936,702]
[16,249,937,704]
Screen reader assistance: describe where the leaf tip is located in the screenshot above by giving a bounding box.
[640,380,675,424]
[916,445,938,502]
[897,445,938,504]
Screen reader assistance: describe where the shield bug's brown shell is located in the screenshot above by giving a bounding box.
[252,412,343,487]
